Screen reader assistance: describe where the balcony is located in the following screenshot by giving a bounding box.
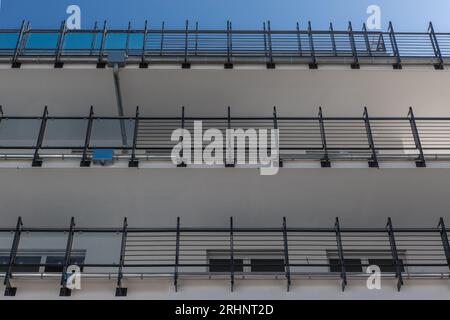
[0,21,448,69]
[1,106,450,168]
[0,216,449,296]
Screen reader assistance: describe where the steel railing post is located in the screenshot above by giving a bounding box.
[97,20,107,68]
[329,23,337,57]
[428,22,444,70]
[60,217,76,296]
[3,217,23,296]
[362,23,372,57]
[54,20,67,68]
[363,107,379,168]
[408,107,426,167]
[194,22,199,57]
[266,21,275,69]
[296,22,303,57]
[125,21,131,57]
[32,106,48,167]
[12,20,27,68]
[318,107,331,167]
[140,20,149,68]
[174,217,181,292]
[348,21,360,69]
[115,218,128,296]
[225,21,233,69]
[438,218,450,271]
[386,217,404,291]
[335,218,347,292]
[308,21,318,69]
[282,217,291,292]
[129,106,140,168]
[160,21,165,56]
[388,21,402,69]
[273,106,282,167]
[225,106,235,167]
[230,217,235,292]
[80,106,94,167]
[182,20,190,69]
[177,107,187,167]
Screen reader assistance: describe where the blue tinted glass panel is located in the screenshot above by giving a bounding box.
[128,34,144,50]
[105,33,127,49]
[63,32,101,50]
[0,33,19,49]
[26,33,59,49]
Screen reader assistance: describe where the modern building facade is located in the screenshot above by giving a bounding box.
[0,21,449,299]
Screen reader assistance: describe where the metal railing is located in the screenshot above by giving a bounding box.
[0,217,449,296]
[0,20,448,69]
[1,106,450,168]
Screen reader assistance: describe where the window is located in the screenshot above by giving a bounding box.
[209,259,244,273]
[0,256,41,273]
[329,259,363,273]
[44,256,85,273]
[208,251,285,274]
[251,259,285,273]
[368,258,405,273]
[327,251,407,274]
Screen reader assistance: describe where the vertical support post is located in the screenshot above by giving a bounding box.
[80,106,94,167]
[4,217,23,296]
[89,21,98,56]
[12,20,27,68]
[177,107,187,167]
[388,21,402,69]
[318,107,331,167]
[182,20,191,69]
[160,21,165,56]
[408,107,426,167]
[174,217,181,292]
[282,217,291,292]
[348,21,360,69]
[334,218,347,292]
[266,21,275,69]
[273,106,282,167]
[225,21,233,69]
[54,20,67,68]
[438,218,450,271]
[225,106,235,168]
[296,22,303,57]
[329,23,337,56]
[428,22,444,70]
[386,217,404,291]
[60,217,75,297]
[115,218,128,296]
[97,20,108,68]
[363,107,379,168]
[32,106,48,167]
[140,20,149,68]
[129,106,140,168]
[362,23,372,57]
[230,217,235,292]
[263,22,268,58]
[125,21,131,57]
[194,21,199,57]
[308,21,318,69]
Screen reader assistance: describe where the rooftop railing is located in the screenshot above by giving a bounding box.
[0,20,448,69]
[0,106,449,168]
[0,217,449,296]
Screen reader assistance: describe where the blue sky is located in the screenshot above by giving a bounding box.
[0,0,449,31]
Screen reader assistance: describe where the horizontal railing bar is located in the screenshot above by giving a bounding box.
[0,227,445,233]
